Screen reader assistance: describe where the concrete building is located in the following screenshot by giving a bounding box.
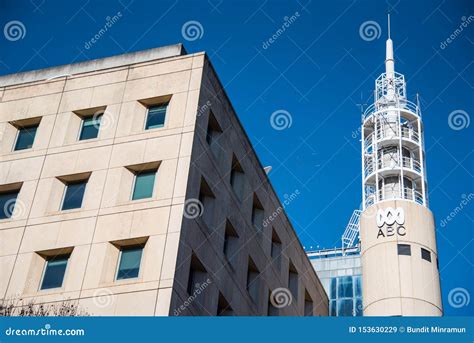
[0,44,328,316]
[360,17,442,316]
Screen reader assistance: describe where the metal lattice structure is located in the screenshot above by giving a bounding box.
[361,19,428,211]
[341,209,361,249]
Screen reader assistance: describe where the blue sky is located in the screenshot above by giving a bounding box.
[0,0,472,316]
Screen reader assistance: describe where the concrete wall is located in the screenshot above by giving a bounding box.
[360,200,442,316]
[168,57,328,316]
[0,49,201,316]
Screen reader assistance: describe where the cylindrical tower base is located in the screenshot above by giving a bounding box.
[360,200,442,316]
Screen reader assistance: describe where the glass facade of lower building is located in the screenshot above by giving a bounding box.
[308,248,362,316]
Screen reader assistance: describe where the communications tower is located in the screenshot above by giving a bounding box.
[359,16,442,316]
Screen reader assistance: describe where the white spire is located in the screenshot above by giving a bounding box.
[385,14,395,98]
[385,14,395,77]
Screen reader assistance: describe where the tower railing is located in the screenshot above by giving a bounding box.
[363,99,420,122]
[363,187,424,207]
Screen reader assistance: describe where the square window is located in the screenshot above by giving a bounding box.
[79,115,102,140]
[14,125,38,151]
[398,244,411,256]
[230,168,245,201]
[116,246,143,280]
[337,298,353,316]
[223,221,238,269]
[132,171,156,200]
[206,112,223,159]
[421,248,431,262]
[61,181,87,210]
[304,291,314,316]
[40,255,69,290]
[247,259,260,303]
[0,190,19,220]
[337,276,353,298]
[288,263,299,300]
[252,196,265,233]
[145,104,167,130]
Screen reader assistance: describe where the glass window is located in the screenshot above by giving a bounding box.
[14,125,38,151]
[61,181,87,210]
[132,171,156,200]
[247,262,260,303]
[40,255,69,290]
[145,104,167,130]
[398,244,411,256]
[355,298,363,316]
[289,269,299,300]
[116,246,143,280]
[337,276,353,298]
[252,206,264,232]
[206,129,222,159]
[230,168,245,201]
[223,229,238,269]
[330,278,337,300]
[337,298,353,316]
[271,240,282,269]
[354,276,362,297]
[0,190,19,220]
[421,248,431,262]
[79,115,102,140]
[329,299,337,316]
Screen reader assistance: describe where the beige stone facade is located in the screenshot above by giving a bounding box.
[0,45,328,316]
[360,200,442,316]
